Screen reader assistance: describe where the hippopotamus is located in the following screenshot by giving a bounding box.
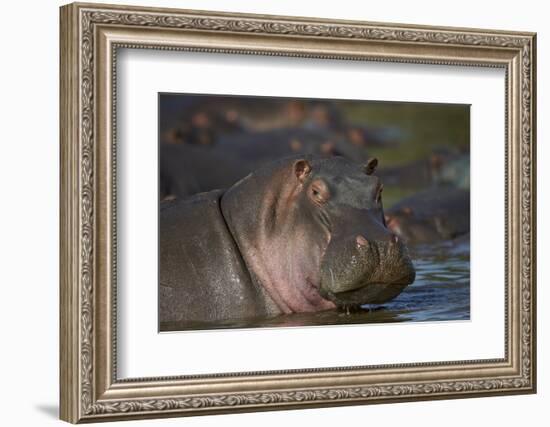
[159,156,416,327]
[159,143,249,200]
[159,128,371,200]
[377,149,468,191]
[216,128,370,164]
[385,187,470,244]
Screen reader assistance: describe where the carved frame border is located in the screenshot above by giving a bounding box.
[60,2,536,423]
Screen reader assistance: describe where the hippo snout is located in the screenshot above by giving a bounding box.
[319,234,416,307]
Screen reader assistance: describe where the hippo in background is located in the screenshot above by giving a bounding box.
[159,128,371,200]
[161,96,403,149]
[159,143,248,200]
[376,146,470,245]
[384,187,470,244]
[160,156,416,327]
[161,98,310,141]
[215,128,371,164]
[377,149,469,191]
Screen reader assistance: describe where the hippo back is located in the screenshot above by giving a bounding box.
[159,190,275,328]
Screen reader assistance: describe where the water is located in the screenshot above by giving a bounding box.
[378,238,470,323]
[161,238,470,332]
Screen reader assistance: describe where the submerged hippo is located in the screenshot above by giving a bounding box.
[160,156,416,326]
[159,128,370,200]
[385,187,470,243]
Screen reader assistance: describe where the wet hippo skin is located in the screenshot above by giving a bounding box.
[160,156,416,326]
[160,190,278,325]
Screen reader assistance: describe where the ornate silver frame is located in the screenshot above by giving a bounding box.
[60,2,537,423]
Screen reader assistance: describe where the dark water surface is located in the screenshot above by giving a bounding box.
[161,239,470,332]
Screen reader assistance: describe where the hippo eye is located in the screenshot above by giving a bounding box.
[309,180,329,204]
[311,187,324,203]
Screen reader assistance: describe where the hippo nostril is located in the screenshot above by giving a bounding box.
[356,235,369,248]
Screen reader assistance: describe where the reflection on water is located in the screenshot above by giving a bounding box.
[380,237,470,323]
[161,239,470,332]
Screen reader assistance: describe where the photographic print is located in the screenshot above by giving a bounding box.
[158,94,470,331]
[60,4,536,422]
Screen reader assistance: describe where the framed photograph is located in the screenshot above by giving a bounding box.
[60,2,537,423]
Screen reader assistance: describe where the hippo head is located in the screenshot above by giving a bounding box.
[221,156,416,314]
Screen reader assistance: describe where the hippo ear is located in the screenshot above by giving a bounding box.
[294,159,312,183]
[364,158,378,175]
